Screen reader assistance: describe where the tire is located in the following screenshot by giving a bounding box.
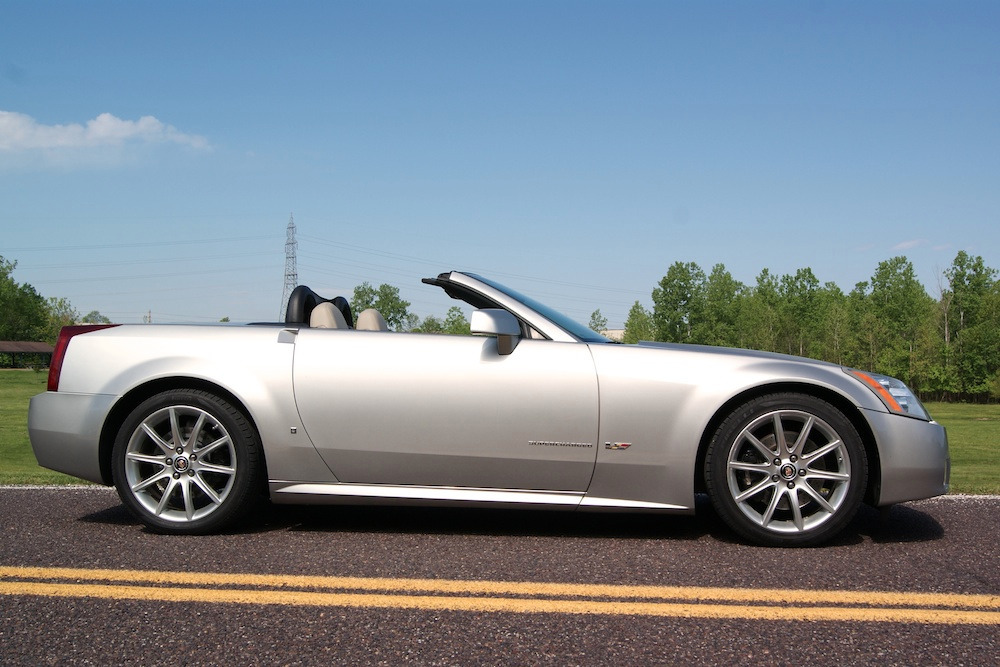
[111,389,263,534]
[704,393,867,547]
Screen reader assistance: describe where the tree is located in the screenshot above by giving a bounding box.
[350,282,412,332]
[443,306,471,335]
[622,301,655,344]
[873,257,935,387]
[588,309,608,333]
[411,307,470,335]
[82,310,112,324]
[941,252,1000,398]
[44,297,79,343]
[737,269,780,352]
[815,282,849,365]
[411,315,444,333]
[777,268,820,357]
[632,254,1000,400]
[0,256,48,341]
[652,261,706,343]
[696,264,743,347]
[843,258,934,388]
[844,280,885,373]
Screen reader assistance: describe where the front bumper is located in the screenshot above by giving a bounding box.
[28,391,117,485]
[864,408,950,506]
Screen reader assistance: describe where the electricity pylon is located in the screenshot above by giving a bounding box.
[280,214,298,320]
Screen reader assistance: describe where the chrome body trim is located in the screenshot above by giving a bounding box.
[270,482,585,507]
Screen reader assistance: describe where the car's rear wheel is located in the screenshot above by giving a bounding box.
[705,393,867,547]
[112,389,262,534]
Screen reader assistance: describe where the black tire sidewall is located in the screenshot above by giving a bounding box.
[111,389,262,534]
[705,393,868,547]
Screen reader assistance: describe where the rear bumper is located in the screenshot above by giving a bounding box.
[28,391,116,485]
[864,409,950,506]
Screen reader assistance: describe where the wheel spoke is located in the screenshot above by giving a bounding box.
[789,488,805,531]
[141,422,174,455]
[180,478,195,521]
[772,413,787,456]
[799,482,836,513]
[131,468,171,493]
[126,452,167,467]
[789,416,815,458]
[195,435,231,458]
[168,408,183,451]
[806,469,851,482]
[155,477,178,516]
[192,474,223,505]
[728,460,771,474]
[801,438,843,463]
[197,462,235,477]
[744,430,776,460]
[186,412,208,449]
[759,486,784,527]
[734,476,776,504]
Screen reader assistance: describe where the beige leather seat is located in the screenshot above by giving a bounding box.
[356,308,389,331]
[310,302,349,329]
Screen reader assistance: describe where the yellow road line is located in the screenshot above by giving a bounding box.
[1,566,998,624]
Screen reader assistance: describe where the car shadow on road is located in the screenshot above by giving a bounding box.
[244,495,945,546]
[249,496,720,541]
[846,502,945,544]
[79,503,138,526]
[77,494,944,546]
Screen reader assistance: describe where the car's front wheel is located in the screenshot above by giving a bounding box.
[705,393,867,547]
[112,389,262,534]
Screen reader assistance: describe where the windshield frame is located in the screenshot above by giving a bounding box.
[462,273,613,344]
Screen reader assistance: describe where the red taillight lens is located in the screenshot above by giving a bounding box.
[47,324,120,392]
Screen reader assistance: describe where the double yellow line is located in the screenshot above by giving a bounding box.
[2,566,998,624]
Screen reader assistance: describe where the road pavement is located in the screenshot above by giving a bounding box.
[1,487,997,665]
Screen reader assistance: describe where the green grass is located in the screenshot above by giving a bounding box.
[924,401,1000,495]
[0,369,83,484]
[1,371,997,493]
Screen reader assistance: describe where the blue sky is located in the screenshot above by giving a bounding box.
[2,1,997,327]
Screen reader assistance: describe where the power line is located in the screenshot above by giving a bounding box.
[5,234,278,253]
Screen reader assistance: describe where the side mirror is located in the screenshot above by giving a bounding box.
[470,309,521,355]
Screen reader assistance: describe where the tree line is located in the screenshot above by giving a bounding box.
[6,251,998,400]
[1,256,110,346]
[616,252,1000,402]
[348,281,470,335]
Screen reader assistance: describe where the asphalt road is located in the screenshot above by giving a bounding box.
[1,487,997,665]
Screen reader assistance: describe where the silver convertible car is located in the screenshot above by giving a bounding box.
[29,271,949,546]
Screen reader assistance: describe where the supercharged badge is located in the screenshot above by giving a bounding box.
[528,440,593,449]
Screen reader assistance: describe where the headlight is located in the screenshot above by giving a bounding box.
[845,369,931,421]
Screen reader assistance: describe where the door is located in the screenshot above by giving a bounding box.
[292,329,599,491]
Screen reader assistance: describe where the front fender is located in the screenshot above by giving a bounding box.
[585,343,883,509]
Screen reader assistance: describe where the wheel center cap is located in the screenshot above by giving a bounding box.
[780,463,796,480]
[173,457,190,473]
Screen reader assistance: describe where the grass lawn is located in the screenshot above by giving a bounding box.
[924,401,1000,495]
[0,369,82,484]
[1,370,997,493]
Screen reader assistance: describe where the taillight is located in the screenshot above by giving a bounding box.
[48,324,120,392]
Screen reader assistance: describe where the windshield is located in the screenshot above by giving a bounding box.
[467,274,612,343]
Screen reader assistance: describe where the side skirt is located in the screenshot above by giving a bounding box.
[269,481,691,513]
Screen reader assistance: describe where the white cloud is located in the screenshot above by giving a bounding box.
[0,110,208,151]
[892,239,928,251]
